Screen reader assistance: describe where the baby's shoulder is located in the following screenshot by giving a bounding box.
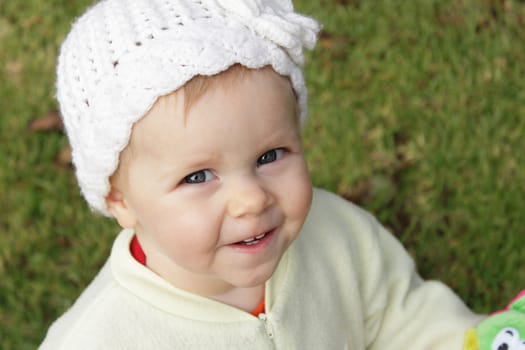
[296,188,386,260]
[39,262,137,349]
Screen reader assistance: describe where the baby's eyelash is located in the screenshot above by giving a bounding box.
[257,148,285,166]
[183,169,214,184]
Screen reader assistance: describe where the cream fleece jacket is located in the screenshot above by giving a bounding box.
[39,188,482,349]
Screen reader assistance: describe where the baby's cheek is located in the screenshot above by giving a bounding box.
[292,167,313,215]
[170,209,222,247]
[284,185,311,246]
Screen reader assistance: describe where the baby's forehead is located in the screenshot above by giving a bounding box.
[127,66,297,150]
[181,65,294,112]
[135,66,294,129]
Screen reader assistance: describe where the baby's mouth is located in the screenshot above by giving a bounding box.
[235,231,271,246]
[234,230,274,246]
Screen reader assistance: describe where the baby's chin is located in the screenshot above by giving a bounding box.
[227,261,281,289]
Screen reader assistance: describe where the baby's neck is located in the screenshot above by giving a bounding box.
[210,284,265,313]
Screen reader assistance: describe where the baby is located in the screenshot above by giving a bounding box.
[40,0,483,349]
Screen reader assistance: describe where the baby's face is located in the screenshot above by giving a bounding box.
[110,68,312,297]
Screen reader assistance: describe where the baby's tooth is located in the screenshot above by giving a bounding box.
[242,233,266,244]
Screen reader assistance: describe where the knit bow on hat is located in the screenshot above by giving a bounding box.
[214,0,320,65]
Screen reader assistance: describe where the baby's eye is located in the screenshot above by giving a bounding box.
[257,148,285,166]
[183,169,214,184]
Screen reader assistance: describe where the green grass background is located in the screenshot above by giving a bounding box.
[1,0,525,348]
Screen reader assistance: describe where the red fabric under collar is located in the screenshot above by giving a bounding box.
[130,235,146,265]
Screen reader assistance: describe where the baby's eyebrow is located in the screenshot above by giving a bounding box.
[266,123,302,142]
[157,153,218,178]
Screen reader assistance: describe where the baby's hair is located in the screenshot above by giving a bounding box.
[183,64,251,115]
[183,64,298,119]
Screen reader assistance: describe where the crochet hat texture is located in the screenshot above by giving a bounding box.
[56,0,320,215]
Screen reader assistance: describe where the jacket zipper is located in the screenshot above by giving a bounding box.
[258,313,274,339]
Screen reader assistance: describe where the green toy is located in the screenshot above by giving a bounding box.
[464,290,525,350]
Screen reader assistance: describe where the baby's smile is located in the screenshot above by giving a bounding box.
[240,232,268,245]
[230,229,277,252]
[235,230,273,246]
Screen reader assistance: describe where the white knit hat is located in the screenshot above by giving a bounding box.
[56,0,320,216]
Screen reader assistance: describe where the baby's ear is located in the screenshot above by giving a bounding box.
[106,189,137,229]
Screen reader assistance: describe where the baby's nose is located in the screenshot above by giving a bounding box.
[226,177,273,218]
